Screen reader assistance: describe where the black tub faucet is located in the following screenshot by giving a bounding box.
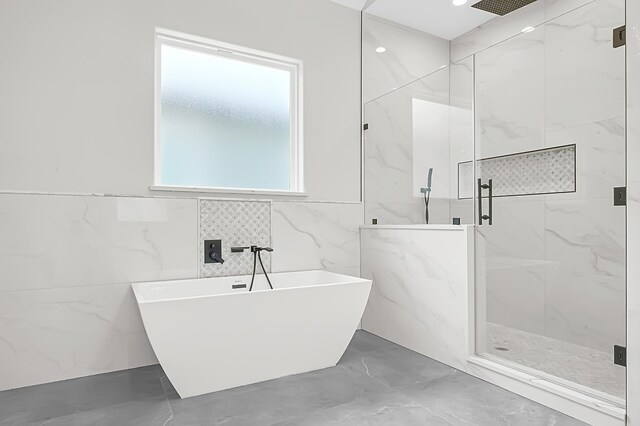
[230,245,274,291]
[231,246,273,253]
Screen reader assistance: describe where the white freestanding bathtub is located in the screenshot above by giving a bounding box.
[132,270,371,398]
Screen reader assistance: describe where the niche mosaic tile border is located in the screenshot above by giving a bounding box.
[199,199,271,278]
[458,144,576,199]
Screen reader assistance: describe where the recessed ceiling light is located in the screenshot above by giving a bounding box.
[453,0,468,6]
[375,46,386,53]
[521,26,535,33]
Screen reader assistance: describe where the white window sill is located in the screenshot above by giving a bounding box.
[149,185,308,198]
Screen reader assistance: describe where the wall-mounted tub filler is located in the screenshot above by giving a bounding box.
[132,270,372,398]
[231,245,274,291]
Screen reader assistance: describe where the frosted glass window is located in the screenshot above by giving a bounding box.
[156,33,302,192]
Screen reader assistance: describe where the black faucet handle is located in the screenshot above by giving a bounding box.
[250,246,273,253]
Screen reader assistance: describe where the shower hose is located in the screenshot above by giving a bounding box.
[249,246,274,291]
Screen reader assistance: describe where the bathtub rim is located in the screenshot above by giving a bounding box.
[132,269,370,304]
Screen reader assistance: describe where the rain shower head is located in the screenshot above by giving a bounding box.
[471,0,537,16]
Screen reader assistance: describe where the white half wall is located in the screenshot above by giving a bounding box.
[361,225,472,371]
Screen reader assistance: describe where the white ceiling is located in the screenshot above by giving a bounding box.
[328,0,369,10]
[330,0,496,40]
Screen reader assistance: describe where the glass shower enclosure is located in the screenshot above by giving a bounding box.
[362,0,626,406]
[474,0,626,402]
[363,57,475,226]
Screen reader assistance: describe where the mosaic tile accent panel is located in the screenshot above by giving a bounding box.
[199,199,271,278]
[458,145,576,199]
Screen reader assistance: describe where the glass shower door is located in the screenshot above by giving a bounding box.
[474,0,626,401]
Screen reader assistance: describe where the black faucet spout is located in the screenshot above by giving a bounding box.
[231,246,250,253]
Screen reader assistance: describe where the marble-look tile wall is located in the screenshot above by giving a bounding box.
[364,67,450,225]
[362,14,449,103]
[471,0,627,355]
[627,0,640,421]
[449,58,475,225]
[0,194,198,391]
[0,194,363,390]
[361,226,473,371]
[271,202,362,277]
[0,194,364,391]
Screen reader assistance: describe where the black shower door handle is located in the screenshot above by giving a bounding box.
[478,178,493,225]
[478,178,483,224]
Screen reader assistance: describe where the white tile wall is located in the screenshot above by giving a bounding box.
[0,195,198,292]
[0,283,158,391]
[361,226,472,370]
[271,202,362,276]
[449,57,475,225]
[474,26,545,159]
[546,118,625,200]
[0,194,364,391]
[363,67,455,225]
[0,193,198,391]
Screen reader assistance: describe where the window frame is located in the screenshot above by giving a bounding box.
[151,29,305,196]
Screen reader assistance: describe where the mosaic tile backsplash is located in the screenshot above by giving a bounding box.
[458,145,576,199]
[199,199,271,277]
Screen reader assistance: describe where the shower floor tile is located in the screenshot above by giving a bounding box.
[486,322,626,399]
[0,331,585,426]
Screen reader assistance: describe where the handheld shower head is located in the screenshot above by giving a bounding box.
[421,168,433,224]
[421,168,434,194]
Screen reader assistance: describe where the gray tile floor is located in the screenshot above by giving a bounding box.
[0,331,587,426]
